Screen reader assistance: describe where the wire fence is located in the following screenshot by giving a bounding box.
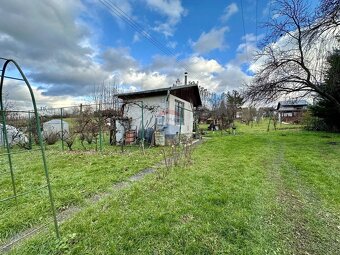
[1,100,200,154]
[0,101,168,154]
[1,58,60,239]
[0,102,141,244]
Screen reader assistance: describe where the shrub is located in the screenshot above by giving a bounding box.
[44,132,59,145]
[303,111,328,131]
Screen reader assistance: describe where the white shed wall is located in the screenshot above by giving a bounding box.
[117,93,194,143]
[166,94,193,135]
[116,95,167,143]
[124,95,167,131]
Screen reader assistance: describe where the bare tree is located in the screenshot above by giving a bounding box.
[216,95,230,130]
[307,0,340,42]
[74,106,95,149]
[226,90,244,120]
[198,86,212,108]
[91,78,121,110]
[3,90,14,111]
[210,92,221,114]
[245,0,340,111]
[242,107,257,126]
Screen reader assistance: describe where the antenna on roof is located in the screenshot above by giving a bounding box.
[174,78,180,87]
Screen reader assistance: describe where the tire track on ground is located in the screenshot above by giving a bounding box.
[267,137,340,255]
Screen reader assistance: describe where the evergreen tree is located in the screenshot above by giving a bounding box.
[311,50,340,131]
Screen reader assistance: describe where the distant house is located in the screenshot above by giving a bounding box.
[116,84,202,145]
[277,100,308,123]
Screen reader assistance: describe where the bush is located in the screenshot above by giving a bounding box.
[62,131,76,151]
[303,111,328,131]
[44,132,59,145]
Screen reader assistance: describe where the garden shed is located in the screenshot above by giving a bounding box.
[117,84,202,145]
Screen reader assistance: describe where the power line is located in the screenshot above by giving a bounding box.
[255,0,258,46]
[240,0,250,61]
[99,0,202,85]
[100,0,193,71]
[265,0,273,42]
[99,0,174,57]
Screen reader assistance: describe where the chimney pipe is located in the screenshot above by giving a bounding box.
[184,72,188,85]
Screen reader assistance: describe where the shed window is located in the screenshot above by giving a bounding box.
[175,100,184,125]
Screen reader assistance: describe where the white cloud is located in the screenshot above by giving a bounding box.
[153,22,176,37]
[0,0,254,108]
[218,64,251,92]
[133,33,140,43]
[2,49,253,107]
[132,54,250,94]
[148,55,178,72]
[233,33,260,66]
[181,56,251,93]
[192,27,229,54]
[102,47,138,71]
[186,56,224,74]
[2,80,83,110]
[121,69,169,90]
[145,0,186,23]
[145,0,187,37]
[262,0,274,16]
[166,41,177,49]
[0,0,111,97]
[104,0,133,29]
[220,3,238,22]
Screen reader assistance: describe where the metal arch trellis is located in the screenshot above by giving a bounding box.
[0,58,60,238]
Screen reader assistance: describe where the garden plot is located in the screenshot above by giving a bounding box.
[0,145,162,246]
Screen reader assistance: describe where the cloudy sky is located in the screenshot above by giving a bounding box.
[0,0,319,109]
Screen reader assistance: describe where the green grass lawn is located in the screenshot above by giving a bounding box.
[4,121,340,254]
[0,144,162,243]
